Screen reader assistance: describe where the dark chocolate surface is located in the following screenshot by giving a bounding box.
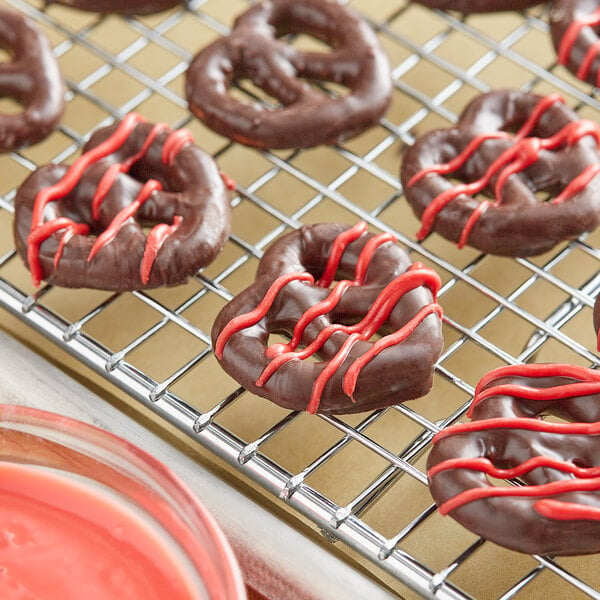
[211,223,444,415]
[400,90,600,256]
[594,294,600,343]
[412,0,543,11]
[550,0,600,86]
[427,364,600,556]
[14,118,231,291]
[0,6,64,152]
[185,0,392,149]
[47,0,182,14]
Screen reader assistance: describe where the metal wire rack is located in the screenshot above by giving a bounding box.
[2,0,600,598]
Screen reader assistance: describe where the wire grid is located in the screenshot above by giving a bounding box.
[2,0,600,598]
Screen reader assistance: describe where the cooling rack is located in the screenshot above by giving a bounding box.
[2,0,600,598]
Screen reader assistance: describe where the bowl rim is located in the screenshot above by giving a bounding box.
[0,402,247,600]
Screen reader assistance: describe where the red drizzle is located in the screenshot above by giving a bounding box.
[219,170,237,191]
[535,499,600,521]
[317,221,368,288]
[408,94,600,247]
[435,471,600,517]
[558,8,600,85]
[215,223,442,414]
[27,114,194,287]
[141,216,184,285]
[161,129,193,165]
[429,363,600,521]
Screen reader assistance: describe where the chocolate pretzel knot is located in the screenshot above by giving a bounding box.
[401,90,600,256]
[14,114,231,291]
[185,0,392,149]
[412,0,542,12]
[427,363,600,556]
[212,222,444,415]
[550,0,600,86]
[0,6,64,152]
[47,0,182,14]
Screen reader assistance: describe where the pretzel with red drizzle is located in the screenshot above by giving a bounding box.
[427,363,600,555]
[0,6,65,152]
[550,0,600,86]
[13,113,231,290]
[185,0,392,149]
[412,0,542,12]
[400,90,600,256]
[212,222,444,415]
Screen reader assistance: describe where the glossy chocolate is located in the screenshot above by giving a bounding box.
[550,0,600,86]
[46,0,182,14]
[14,115,231,291]
[401,90,600,256]
[0,6,64,152]
[211,222,444,415]
[428,363,600,556]
[185,0,392,149]
[412,0,543,11]
[594,294,600,350]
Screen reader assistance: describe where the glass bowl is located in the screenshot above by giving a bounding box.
[0,403,247,600]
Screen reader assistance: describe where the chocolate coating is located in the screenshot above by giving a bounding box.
[0,6,64,152]
[185,0,392,149]
[594,294,600,345]
[46,0,182,14]
[412,0,542,11]
[211,223,444,415]
[427,364,600,556]
[401,90,600,256]
[14,116,231,291]
[550,0,600,86]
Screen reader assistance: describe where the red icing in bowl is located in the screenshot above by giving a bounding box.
[0,462,207,599]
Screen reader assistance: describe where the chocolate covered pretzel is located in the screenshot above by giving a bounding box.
[47,0,182,14]
[428,363,600,556]
[212,222,444,415]
[401,90,600,256]
[550,0,600,86]
[413,0,543,12]
[185,0,392,149]
[14,114,231,291]
[0,6,64,152]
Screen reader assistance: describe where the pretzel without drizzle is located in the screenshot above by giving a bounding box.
[212,222,444,415]
[0,6,64,152]
[14,114,231,291]
[185,0,392,149]
[428,363,600,555]
[46,0,182,14]
[401,90,600,256]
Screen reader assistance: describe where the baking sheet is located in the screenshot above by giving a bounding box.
[2,0,600,598]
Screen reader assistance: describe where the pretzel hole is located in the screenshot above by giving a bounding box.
[572,458,593,470]
[0,48,28,109]
[534,190,554,203]
[231,79,283,109]
[0,96,23,115]
[485,474,514,487]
